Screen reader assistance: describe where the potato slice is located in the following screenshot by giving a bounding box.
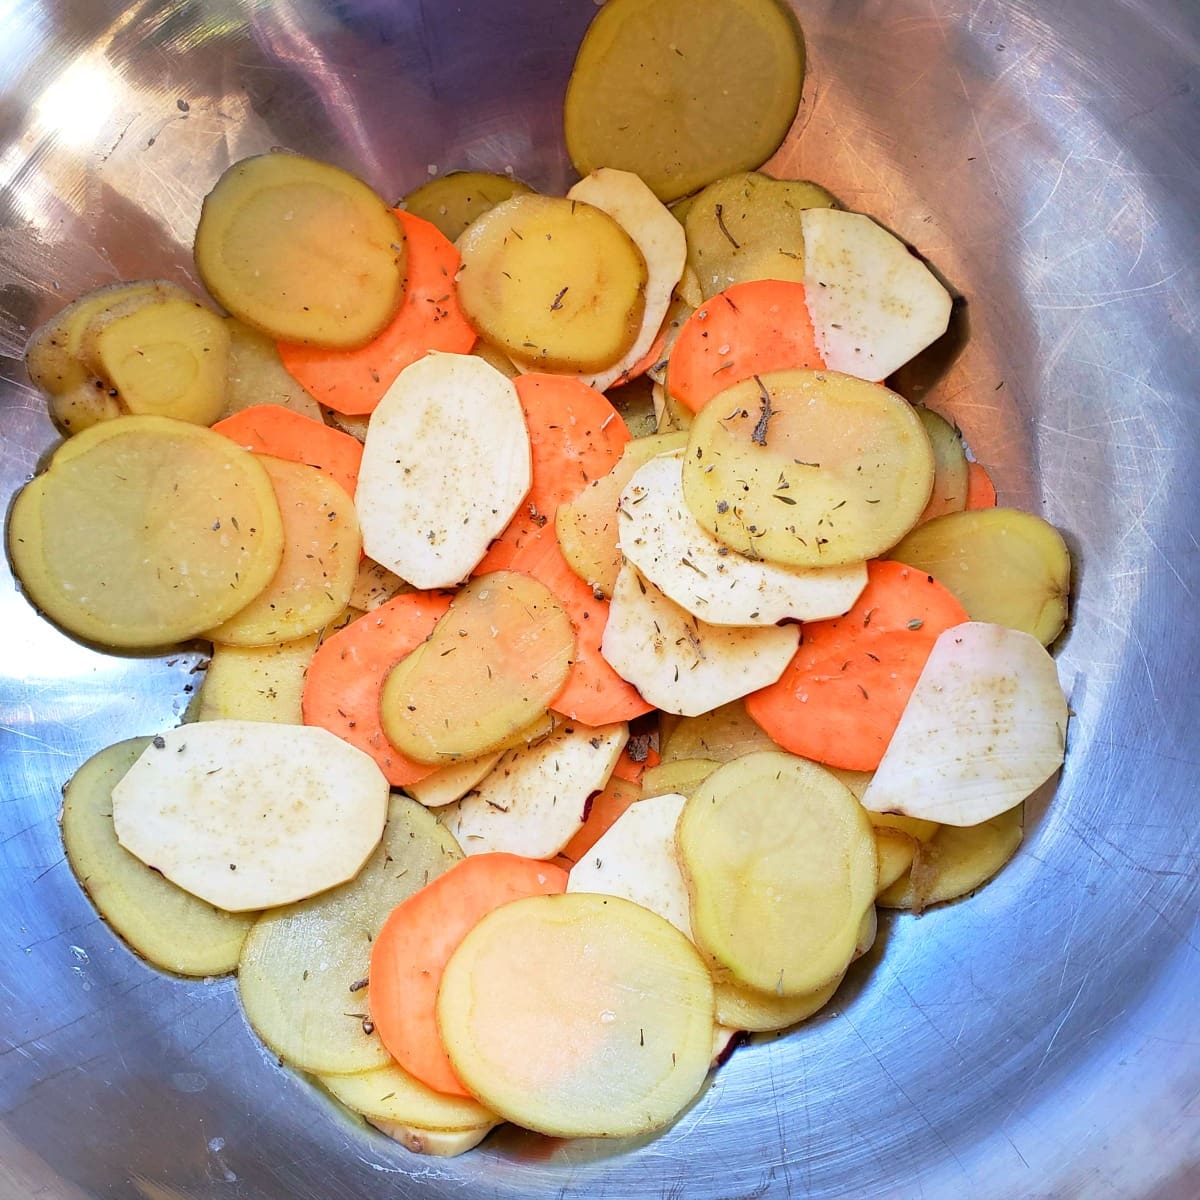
[194,152,406,348]
[456,194,647,373]
[112,721,388,912]
[677,752,877,996]
[380,572,574,764]
[556,430,688,599]
[601,563,799,716]
[888,507,1072,645]
[207,457,360,646]
[349,558,409,612]
[437,893,715,1137]
[685,172,837,299]
[915,407,968,523]
[61,738,255,977]
[565,169,686,391]
[660,699,777,764]
[641,757,721,799]
[370,1120,497,1157]
[195,634,321,724]
[714,971,844,1034]
[402,170,532,241]
[567,792,692,937]
[681,369,934,568]
[861,622,1067,827]
[801,208,953,381]
[404,752,503,809]
[8,416,283,649]
[356,352,531,589]
[441,722,628,859]
[620,452,867,624]
[238,795,461,1074]
[223,319,321,421]
[319,1061,494,1131]
[563,0,805,203]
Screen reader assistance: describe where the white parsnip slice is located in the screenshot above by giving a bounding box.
[357,353,531,589]
[801,208,953,382]
[404,752,503,808]
[619,452,867,625]
[861,622,1068,827]
[601,563,798,716]
[566,168,686,391]
[319,1061,494,1131]
[437,893,715,1138]
[441,721,628,859]
[112,721,389,911]
[567,792,692,937]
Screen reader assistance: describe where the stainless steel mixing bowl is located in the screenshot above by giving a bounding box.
[1,1,1197,1196]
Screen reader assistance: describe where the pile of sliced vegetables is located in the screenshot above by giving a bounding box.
[11,0,1073,1161]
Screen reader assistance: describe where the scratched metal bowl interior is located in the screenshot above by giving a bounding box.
[2,1,1198,1197]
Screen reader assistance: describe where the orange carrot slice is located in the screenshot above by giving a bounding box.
[745,560,968,772]
[369,853,568,1096]
[668,279,824,414]
[610,741,660,785]
[211,404,363,498]
[965,461,998,510]
[301,590,452,787]
[278,211,477,416]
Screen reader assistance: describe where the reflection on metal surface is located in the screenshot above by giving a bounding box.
[1,1,1198,1198]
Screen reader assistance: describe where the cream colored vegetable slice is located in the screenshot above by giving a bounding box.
[563,0,805,203]
[7,415,283,649]
[660,700,778,764]
[915,407,968,523]
[456,194,647,373]
[677,752,877,996]
[380,572,574,764]
[370,1120,498,1158]
[237,795,461,1075]
[601,563,798,716]
[620,452,867,625]
[862,622,1067,827]
[349,558,409,611]
[437,893,715,1138]
[195,634,321,724]
[889,507,1072,645]
[223,319,321,421]
[714,970,844,1034]
[207,457,360,646]
[566,168,686,392]
[801,208,953,381]
[194,152,406,348]
[319,1061,494,1131]
[356,353,531,589]
[685,172,837,300]
[567,792,691,937]
[321,406,370,442]
[682,369,934,568]
[402,170,533,241]
[404,752,503,809]
[442,722,628,859]
[112,721,388,912]
[556,430,688,599]
[61,738,255,977]
[641,757,721,799]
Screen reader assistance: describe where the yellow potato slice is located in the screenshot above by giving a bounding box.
[61,738,255,977]
[677,751,877,996]
[403,751,503,809]
[685,172,838,299]
[195,633,321,724]
[206,457,360,646]
[641,757,721,799]
[437,893,715,1138]
[681,369,935,567]
[370,1120,497,1157]
[888,507,1072,645]
[194,152,406,348]
[319,1061,494,1131]
[456,194,647,373]
[660,699,777,764]
[8,415,283,648]
[915,407,968,523]
[714,970,843,1034]
[223,319,321,421]
[348,558,409,612]
[380,572,575,764]
[403,170,533,241]
[563,0,805,203]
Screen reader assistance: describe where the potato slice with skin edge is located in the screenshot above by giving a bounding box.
[641,757,721,799]
[349,558,409,612]
[112,721,389,912]
[237,794,461,1075]
[380,572,574,765]
[567,792,692,938]
[456,194,647,374]
[437,893,716,1138]
[402,170,533,242]
[915,407,969,524]
[620,452,868,625]
[223,318,322,421]
[565,168,686,392]
[370,1120,497,1158]
[801,208,953,382]
[441,722,628,860]
[682,369,934,568]
[356,353,532,590]
[678,751,877,996]
[861,622,1068,827]
[888,507,1072,646]
[194,152,406,349]
[404,752,504,809]
[319,1061,495,1131]
[61,738,256,978]
[206,457,361,647]
[7,416,284,649]
[660,699,778,765]
[196,634,321,724]
[601,563,799,716]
